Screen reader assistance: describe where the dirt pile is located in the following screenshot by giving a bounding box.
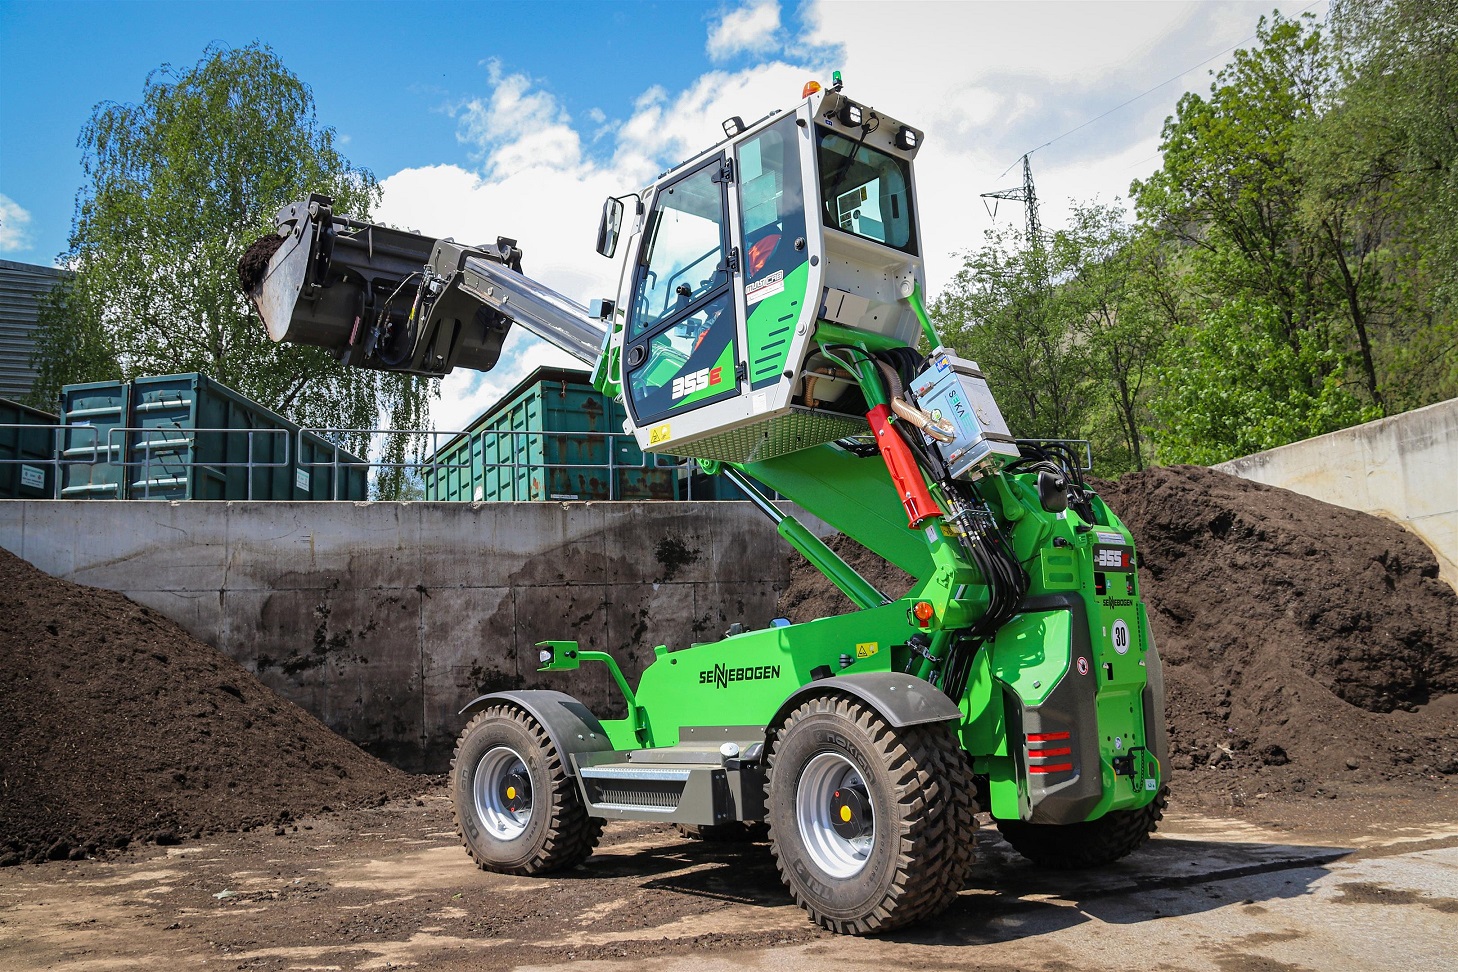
[776,467,1458,799]
[1101,465,1457,796]
[777,533,915,623]
[237,232,284,295]
[0,548,413,866]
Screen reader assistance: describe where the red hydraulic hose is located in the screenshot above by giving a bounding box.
[867,404,941,528]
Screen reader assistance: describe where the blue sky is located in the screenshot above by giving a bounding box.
[0,0,725,264]
[0,0,1321,429]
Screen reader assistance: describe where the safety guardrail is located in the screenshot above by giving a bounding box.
[3,424,300,500]
[1,426,1092,501]
[0,424,764,501]
[298,427,747,502]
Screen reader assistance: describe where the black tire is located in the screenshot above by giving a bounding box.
[996,785,1169,870]
[451,704,603,875]
[677,821,770,843]
[765,697,977,935]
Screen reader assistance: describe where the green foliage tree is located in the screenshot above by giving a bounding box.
[1149,297,1376,464]
[1311,0,1458,409]
[1130,13,1354,398]
[29,43,434,485]
[933,3,1455,476]
[1054,203,1169,472]
[1127,9,1435,464]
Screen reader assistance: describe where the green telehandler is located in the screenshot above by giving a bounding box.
[246,76,1169,935]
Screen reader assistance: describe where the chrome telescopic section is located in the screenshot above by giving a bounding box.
[457,255,605,366]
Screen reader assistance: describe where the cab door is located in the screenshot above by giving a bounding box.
[623,156,739,426]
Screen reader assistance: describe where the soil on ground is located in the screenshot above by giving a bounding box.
[777,466,1458,808]
[4,783,1457,972]
[0,547,412,867]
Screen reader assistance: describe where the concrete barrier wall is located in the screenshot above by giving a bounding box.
[0,500,808,772]
[1215,397,1458,587]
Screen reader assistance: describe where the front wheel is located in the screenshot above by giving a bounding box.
[451,705,603,874]
[766,697,976,935]
[996,785,1169,870]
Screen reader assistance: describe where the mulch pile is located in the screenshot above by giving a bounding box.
[777,466,1458,800]
[1101,465,1457,798]
[236,232,284,295]
[0,548,413,866]
[776,533,916,623]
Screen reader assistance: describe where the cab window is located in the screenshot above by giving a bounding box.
[738,115,807,289]
[817,129,917,254]
[626,292,736,422]
[629,163,728,340]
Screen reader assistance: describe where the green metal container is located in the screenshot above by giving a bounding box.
[0,397,57,499]
[58,373,367,500]
[425,366,678,502]
[57,380,130,499]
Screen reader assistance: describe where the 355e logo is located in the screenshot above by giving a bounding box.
[672,366,723,400]
[1092,544,1133,571]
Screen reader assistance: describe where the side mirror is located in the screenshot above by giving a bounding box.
[595,196,625,258]
[1037,469,1068,513]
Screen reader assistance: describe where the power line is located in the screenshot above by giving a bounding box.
[998,0,1326,178]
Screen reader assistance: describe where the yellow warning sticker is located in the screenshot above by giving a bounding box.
[855,642,879,659]
[649,423,672,445]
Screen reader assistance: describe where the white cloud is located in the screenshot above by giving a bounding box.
[707,0,781,61]
[0,194,33,252]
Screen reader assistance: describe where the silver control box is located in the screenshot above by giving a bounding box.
[910,350,1020,480]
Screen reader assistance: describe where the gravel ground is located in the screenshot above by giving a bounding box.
[3,783,1457,972]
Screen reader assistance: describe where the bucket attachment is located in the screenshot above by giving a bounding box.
[243,195,602,377]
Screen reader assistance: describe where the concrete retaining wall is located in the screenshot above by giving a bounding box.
[0,500,806,772]
[1215,397,1458,587]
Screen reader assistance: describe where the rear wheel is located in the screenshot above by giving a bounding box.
[451,705,603,874]
[766,697,976,935]
[996,785,1168,870]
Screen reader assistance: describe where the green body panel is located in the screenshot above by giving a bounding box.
[971,493,1158,821]
[744,262,809,388]
[626,601,909,748]
[740,445,934,578]
[990,610,1072,708]
[545,459,1161,826]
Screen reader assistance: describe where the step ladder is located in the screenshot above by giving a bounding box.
[571,726,767,826]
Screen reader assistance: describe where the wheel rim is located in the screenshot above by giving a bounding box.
[796,751,874,878]
[473,745,533,840]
